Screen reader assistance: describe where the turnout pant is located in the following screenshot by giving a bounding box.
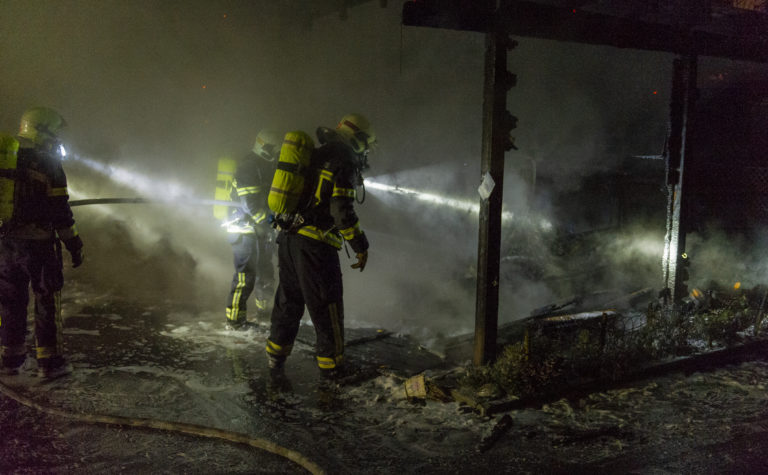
[267,232,344,371]
[226,233,274,323]
[0,238,64,364]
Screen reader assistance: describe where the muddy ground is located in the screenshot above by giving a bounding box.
[2,278,768,474]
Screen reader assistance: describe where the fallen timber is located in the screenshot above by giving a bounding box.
[440,286,768,416]
[479,336,768,417]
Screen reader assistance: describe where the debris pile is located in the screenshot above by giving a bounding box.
[426,284,768,415]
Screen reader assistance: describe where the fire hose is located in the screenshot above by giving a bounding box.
[69,198,238,207]
[34,197,326,472]
[0,378,324,474]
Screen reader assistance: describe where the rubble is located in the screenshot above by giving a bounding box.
[3,280,768,472]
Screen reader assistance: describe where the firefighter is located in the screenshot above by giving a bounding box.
[223,129,281,330]
[266,113,374,379]
[0,107,84,378]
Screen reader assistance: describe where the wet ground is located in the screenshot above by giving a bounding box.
[3,278,768,474]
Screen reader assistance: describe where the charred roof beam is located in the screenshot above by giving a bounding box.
[402,0,768,63]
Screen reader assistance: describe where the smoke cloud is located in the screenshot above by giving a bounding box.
[2,1,766,346]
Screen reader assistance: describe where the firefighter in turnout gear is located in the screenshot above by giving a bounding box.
[0,107,84,378]
[266,113,373,378]
[223,129,280,330]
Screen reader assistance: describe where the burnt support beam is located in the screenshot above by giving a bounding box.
[662,54,698,306]
[474,30,512,366]
[403,0,768,63]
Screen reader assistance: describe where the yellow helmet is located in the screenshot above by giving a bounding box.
[251,129,282,161]
[336,113,376,155]
[18,107,67,148]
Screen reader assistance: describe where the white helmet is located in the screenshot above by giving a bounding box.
[336,113,375,155]
[251,129,282,161]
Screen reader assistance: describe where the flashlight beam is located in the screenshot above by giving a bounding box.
[67,154,191,201]
[364,179,519,223]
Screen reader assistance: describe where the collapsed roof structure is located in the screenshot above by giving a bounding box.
[401,0,768,363]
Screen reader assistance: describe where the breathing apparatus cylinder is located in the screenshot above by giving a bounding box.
[0,134,20,229]
[214,157,237,220]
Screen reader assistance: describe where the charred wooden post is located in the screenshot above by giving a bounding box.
[402,0,766,361]
[662,55,698,306]
[474,30,514,366]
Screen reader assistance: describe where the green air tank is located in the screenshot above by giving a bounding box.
[0,134,20,228]
[214,157,236,220]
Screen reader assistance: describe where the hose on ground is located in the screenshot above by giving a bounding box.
[69,198,239,207]
[0,378,324,475]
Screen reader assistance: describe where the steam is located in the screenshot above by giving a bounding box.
[686,228,768,290]
[2,1,764,348]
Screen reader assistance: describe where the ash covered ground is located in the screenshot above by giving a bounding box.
[1,2,767,473]
[3,274,768,474]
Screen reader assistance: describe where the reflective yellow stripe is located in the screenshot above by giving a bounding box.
[332,186,355,199]
[316,356,336,369]
[339,222,362,240]
[225,307,245,321]
[49,187,68,197]
[36,346,56,359]
[297,225,342,248]
[36,291,63,358]
[252,212,267,224]
[315,170,334,203]
[237,186,261,195]
[316,354,343,370]
[266,339,293,356]
[329,302,343,356]
[227,272,246,321]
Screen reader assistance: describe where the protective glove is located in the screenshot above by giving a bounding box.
[351,251,368,272]
[63,235,84,268]
[70,247,84,268]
